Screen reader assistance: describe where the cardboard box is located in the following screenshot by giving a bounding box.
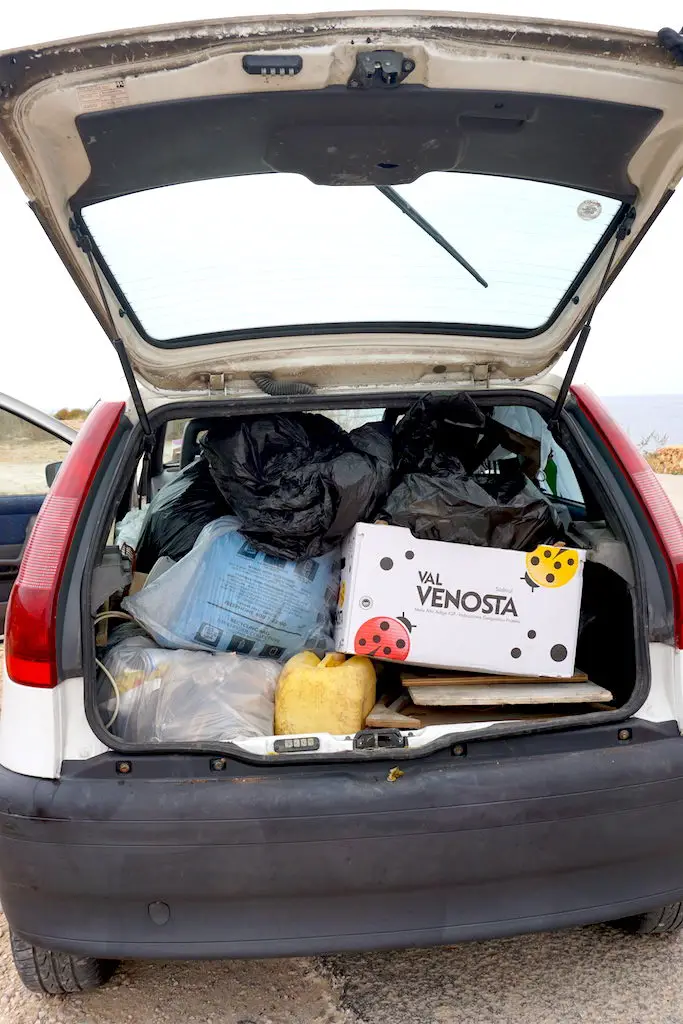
[335,523,585,678]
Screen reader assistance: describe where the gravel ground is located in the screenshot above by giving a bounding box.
[2,924,683,1024]
[0,463,51,496]
[1,478,683,1023]
[0,436,71,497]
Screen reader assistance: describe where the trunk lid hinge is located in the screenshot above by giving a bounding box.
[549,206,635,434]
[207,372,227,397]
[70,216,155,503]
[471,363,492,387]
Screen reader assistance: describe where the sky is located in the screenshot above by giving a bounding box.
[1,0,682,412]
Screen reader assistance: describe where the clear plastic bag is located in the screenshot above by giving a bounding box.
[115,507,149,553]
[100,639,280,743]
[123,516,339,662]
[145,556,175,586]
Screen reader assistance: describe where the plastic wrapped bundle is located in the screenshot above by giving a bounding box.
[115,507,149,556]
[99,638,280,743]
[124,516,340,662]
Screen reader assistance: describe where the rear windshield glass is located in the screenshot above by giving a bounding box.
[81,171,621,343]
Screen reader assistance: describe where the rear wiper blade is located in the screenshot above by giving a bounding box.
[376,185,488,288]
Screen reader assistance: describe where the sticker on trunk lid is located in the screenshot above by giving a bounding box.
[577,199,602,221]
[77,80,129,113]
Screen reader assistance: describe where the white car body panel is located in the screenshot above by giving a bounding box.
[0,675,108,778]
[637,644,683,726]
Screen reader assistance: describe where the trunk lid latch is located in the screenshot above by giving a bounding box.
[348,50,415,90]
[354,728,407,750]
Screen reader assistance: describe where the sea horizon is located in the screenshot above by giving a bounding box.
[599,393,683,448]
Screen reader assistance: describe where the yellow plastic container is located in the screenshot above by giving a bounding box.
[275,651,376,736]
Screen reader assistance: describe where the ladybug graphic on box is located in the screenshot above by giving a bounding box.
[523,546,580,591]
[354,614,415,661]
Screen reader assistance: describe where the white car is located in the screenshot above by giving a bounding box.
[0,10,682,997]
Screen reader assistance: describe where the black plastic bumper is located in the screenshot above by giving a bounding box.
[2,727,683,959]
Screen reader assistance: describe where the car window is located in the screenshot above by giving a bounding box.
[491,405,584,505]
[163,419,189,467]
[0,410,72,496]
[322,409,385,432]
[82,172,622,342]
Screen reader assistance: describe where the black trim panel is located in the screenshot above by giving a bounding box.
[73,88,657,204]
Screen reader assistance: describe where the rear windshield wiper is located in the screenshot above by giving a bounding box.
[376,185,488,288]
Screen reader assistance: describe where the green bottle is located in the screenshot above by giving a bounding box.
[545,453,558,496]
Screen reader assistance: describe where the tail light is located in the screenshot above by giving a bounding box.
[572,385,683,648]
[5,401,125,687]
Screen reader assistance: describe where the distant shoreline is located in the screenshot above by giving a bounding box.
[599,394,683,447]
[43,392,683,448]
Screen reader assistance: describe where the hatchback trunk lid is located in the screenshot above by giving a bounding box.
[1,13,683,398]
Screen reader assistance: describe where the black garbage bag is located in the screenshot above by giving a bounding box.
[135,457,231,572]
[384,395,567,550]
[200,413,393,560]
[393,394,486,477]
[383,467,567,550]
[393,393,544,479]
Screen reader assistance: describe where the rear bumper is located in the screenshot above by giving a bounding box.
[2,727,683,959]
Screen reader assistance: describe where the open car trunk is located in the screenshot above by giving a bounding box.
[0,14,678,758]
[86,389,640,762]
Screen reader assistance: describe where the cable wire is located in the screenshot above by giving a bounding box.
[96,657,121,730]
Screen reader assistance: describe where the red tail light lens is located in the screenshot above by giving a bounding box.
[572,385,683,648]
[5,401,125,687]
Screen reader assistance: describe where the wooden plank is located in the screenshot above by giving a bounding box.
[400,704,598,727]
[402,670,588,687]
[365,695,422,730]
[407,681,612,707]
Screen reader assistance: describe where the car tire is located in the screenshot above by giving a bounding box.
[612,903,683,936]
[10,931,118,994]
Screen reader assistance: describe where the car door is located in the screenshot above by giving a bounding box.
[0,393,75,633]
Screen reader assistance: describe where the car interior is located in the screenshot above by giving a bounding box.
[86,394,640,759]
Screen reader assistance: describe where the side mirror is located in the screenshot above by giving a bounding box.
[45,462,62,488]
